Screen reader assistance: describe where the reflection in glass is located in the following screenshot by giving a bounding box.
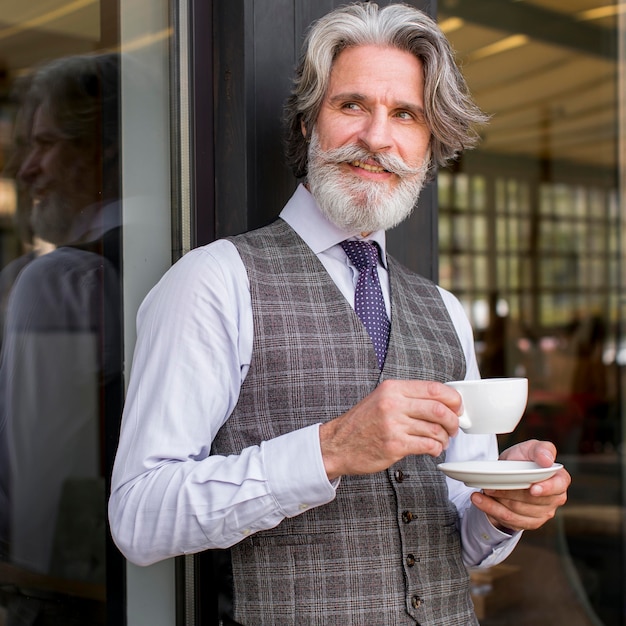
[0,51,122,625]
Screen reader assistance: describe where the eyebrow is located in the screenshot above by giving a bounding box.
[328,92,425,116]
[32,130,70,143]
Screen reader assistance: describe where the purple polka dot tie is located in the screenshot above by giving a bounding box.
[341,240,390,369]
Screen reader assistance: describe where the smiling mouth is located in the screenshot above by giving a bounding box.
[351,159,389,174]
[31,185,47,199]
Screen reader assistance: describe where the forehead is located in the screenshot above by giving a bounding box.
[31,103,62,136]
[326,44,425,105]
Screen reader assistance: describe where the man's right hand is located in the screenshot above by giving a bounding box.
[319,380,463,481]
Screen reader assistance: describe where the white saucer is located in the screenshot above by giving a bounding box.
[437,460,563,490]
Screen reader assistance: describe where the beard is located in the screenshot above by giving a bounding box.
[306,131,429,233]
[30,191,78,246]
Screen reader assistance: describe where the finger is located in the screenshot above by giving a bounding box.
[403,398,460,436]
[391,379,463,414]
[528,468,571,497]
[376,381,461,435]
[471,491,554,531]
[529,440,557,467]
[405,434,447,458]
[499,439,557,466]
[482,490,557,509]
[477,481,568,520]
[377,411,454,460]
[428,380,464,415]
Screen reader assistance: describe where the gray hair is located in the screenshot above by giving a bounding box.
[28,53,119,148]
[25,53,120,197]
[283,2,488,179]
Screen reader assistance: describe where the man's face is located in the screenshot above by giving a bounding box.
[307,44,431,233]
[18,104,99,245]
[2,104,36,245]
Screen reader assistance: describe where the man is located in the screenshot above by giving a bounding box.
[0,52,121,592]
[109,4,570,625]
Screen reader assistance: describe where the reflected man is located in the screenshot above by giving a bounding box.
[0,53,122,592]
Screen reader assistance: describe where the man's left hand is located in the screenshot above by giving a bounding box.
[469,439,571,532]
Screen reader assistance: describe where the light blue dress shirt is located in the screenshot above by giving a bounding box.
[109,185,521,567]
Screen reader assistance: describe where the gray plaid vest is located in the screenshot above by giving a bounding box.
[214,219,477,625]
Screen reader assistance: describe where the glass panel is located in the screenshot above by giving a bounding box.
[438,170,453,208]
[473,215,488,251]
[474,254,489,290]
[438,1,624,624]
[454,173,471,210]
[471,175,487,211]
[439,252,453,288]
[496,215,507,252]
[455,214,472,250]
[0,1,173,624]
[439,212,452,252]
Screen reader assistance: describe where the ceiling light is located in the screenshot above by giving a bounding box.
[467,34,529,62]
[577,4,626,21]
[0,0,96,42]
[439,17,465,34]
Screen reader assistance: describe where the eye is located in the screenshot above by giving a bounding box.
[342,102,362,112]
[35,135,61,150]
[394,109,427,125]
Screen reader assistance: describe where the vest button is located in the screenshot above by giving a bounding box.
[411,595,423,609]
[402,510,414,523]
[394,469,405,482]
[406,553,416,567]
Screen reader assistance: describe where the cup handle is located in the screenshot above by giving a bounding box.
[458,412,472,430]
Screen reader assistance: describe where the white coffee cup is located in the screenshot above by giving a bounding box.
[445,377,528,434]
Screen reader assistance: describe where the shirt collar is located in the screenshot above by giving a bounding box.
[279,184,388,268]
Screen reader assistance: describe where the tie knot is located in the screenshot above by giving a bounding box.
[340,239,380,271]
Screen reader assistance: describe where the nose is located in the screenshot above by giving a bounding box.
[2,146,24,179]
[17,145,40,187]
[357,110,392,153]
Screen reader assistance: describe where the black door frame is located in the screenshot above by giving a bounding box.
[179,1,438,623]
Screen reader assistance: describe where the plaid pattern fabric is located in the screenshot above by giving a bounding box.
[213,219,476,626]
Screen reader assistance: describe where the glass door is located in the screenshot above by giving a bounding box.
[0,3,124,624]
[437,1,625,624]
[0,2,176,624]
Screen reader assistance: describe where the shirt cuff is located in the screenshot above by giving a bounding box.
[261,423,337,518]
[461,503,523,568]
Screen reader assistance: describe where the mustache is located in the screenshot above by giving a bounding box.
[309,141,426,178]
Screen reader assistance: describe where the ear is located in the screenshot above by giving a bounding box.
[301,120,307,138]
